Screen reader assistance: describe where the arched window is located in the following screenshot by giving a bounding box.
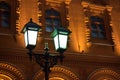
[90,16,106,39]
[0,1,10,28]
[45,8,61,32]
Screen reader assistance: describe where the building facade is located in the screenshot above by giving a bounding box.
[0,0,120,80]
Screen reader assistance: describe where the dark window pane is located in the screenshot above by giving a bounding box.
[45,9,60,17]
[90,16,106,39]
[91,16,97,22]
[0,1,10,27]
[1,12,10,27]
[53,18,61,26]
[96,17,103,22]
[46,18,52,25]
[1,20,9,27]
[0,2,10,11]
[45,8,61,32]
[91,16,103,23]
[99,32,105,39]
[45,10,52,16]
[52,10,60,16]
[91,31,98,38]
[46,25,53,32]
[46,18,53,32]
[98,24,104,31]
[91,24,97,30]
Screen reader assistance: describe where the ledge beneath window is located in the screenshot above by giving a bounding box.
[92,42,114,46]
[87,41,115,56]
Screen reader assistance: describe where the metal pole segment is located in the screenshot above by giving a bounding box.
[28,43,64,80]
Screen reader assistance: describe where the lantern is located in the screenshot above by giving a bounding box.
[21,19,41,50]
[51,27,71,53]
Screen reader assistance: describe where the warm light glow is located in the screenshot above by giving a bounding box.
[69,21,88,53]
[0,74,12,80]
[103,79,107,80]
[24,30,38,46]
[54,35,59,50]
[50,77,64,80]
[24,31,28,46]
[59,35,68,49]
[54,35,68,50]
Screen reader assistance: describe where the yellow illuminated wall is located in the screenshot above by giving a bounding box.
[17,0,120,56]
[68,1,88,53]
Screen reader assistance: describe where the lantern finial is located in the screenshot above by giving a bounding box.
[30,18,33,22]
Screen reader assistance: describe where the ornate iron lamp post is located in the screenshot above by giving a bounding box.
[21,19,71,80]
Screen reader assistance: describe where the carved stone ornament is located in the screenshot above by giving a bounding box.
[88,68,120,80]
[0,62,25,80]
[33,66,80,80]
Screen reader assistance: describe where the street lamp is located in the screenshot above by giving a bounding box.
[21,19,71,80]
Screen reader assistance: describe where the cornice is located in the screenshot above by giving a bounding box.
[0,48,120,65]
[65,53,120,64]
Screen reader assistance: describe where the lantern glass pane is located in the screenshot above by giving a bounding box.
[59,34,68,49]
[54,35,59,50]
[24,30,38,46]
[24,31,28,46]
[28,30,38,45]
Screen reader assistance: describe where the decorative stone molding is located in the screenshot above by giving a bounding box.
[45,0,71,5]
[45,0,62,8]
[37,0,43,26]
[33,65,80,80]
[65,0,71,27]
[88,68,120,80]
[0,62,25,80]
[16,0,21,34]
[51,66,80,80]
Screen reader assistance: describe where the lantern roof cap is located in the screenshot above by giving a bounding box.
[21,18,41,33]
[51,27,71,38]
[55,27,71,33]
[24,18,41,28]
